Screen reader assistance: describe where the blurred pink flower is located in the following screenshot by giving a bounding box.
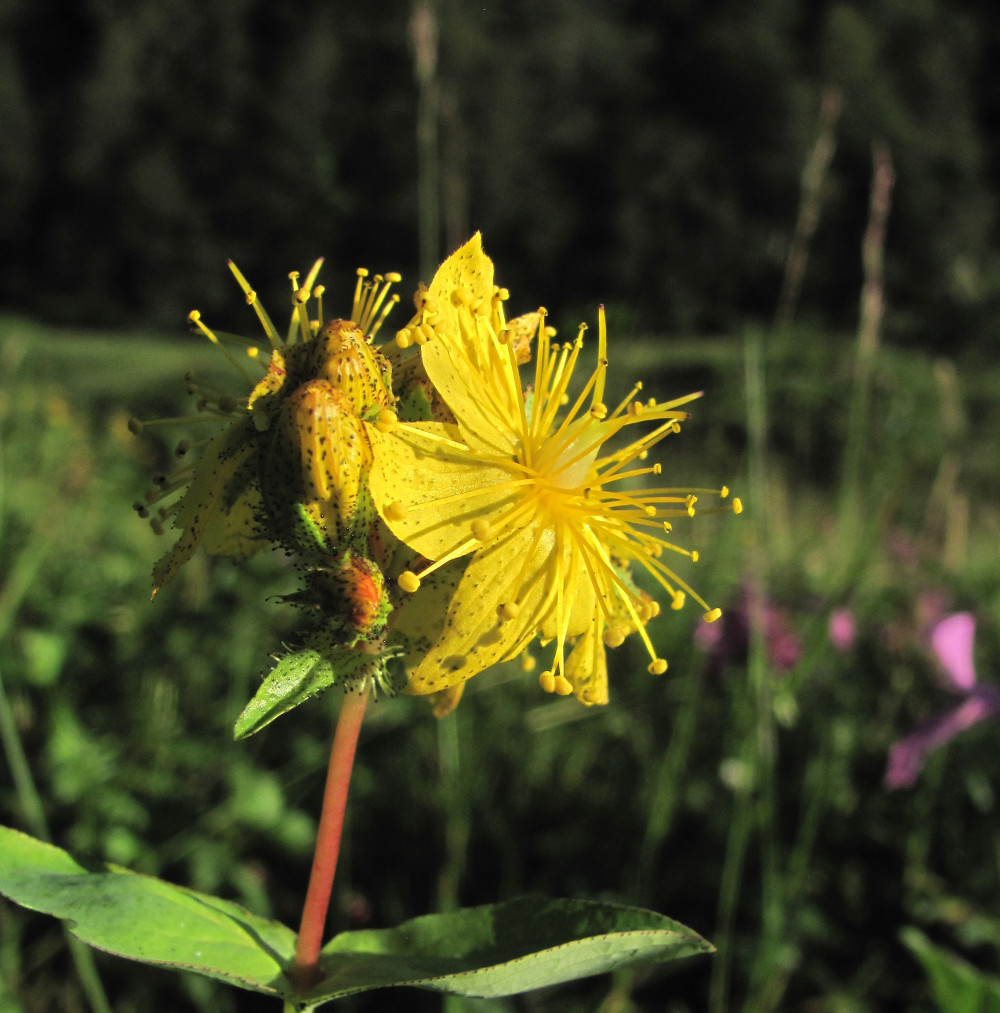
[829,609,856,653]
[694,583,801,673]
[885,613,1000,789]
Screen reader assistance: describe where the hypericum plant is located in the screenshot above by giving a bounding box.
[0,236,739,1010]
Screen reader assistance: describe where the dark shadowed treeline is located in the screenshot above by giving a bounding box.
[1,0,998,351]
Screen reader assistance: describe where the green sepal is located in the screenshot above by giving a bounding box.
[234,646,384,740]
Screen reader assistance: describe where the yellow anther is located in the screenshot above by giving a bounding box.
[385,272,402,283]
[628,401,644,417]
[604,626,626,648]
[187,309,201,323]
[521,653,537,672]
[294,287,311,305]
[245,289,257,306]
[720,486,729,498]
[648,659,668,675]
[395,327,412,348]
[645,505,656,517]
[385,501,408,522]
[414,329,429,345]
[653,463,662,475]
[690,550,699,562]
[553,675,574,696]
[589,403,608,420]
[497,287,510,300]
[247,346,260,359]
[288,270,300,283]
[733,498,744,514]
[375,408,397,432]
[472,519,492,542]
[663,521,672,533]
[497,327,512,344]
[497,601,520,622]
[420,322,436,343]
[539,670,556,694]
[356,267,370,278]
[704,608,723,623]
[671,591,686,610]
[398,571,421,593]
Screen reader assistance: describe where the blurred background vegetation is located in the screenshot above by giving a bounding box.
[2,0,1000,347]
[3,1,1000,1011]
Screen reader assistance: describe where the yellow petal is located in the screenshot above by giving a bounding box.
[402,520,557,695]
[152,422,264,593]
[387,560,463,668]
[420,315,520,458]
[425,233,495,318]
[369,421,520,562]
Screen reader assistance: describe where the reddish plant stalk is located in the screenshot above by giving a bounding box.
[291,686,370,986]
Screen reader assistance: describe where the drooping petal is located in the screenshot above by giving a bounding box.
[931,612,977,692]
[152,421,265,594]
[564,620,609,706]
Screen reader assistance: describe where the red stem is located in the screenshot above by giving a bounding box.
[290,686,370,987]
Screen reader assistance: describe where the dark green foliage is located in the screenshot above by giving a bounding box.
[2,1,1000,350]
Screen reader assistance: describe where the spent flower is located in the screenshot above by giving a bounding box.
[371,234,740,709]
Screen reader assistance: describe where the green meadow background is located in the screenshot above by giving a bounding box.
[3,2,1000,1010]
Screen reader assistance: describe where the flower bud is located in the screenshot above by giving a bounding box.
[261,380,375,556]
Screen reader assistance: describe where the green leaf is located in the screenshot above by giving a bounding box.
[902,927,1000,1013]
[0,827,711,1007]
[303,896,712,1004]
[0,825,296,996]
[234,647,379,740]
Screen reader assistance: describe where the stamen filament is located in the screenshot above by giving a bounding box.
[227,261,282,348]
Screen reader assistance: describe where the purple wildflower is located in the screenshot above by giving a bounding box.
[885,613,1000,789]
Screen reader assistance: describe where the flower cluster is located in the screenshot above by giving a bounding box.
[135,235,738,722]
[134,262,403,662]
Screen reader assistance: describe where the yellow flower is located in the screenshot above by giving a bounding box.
[136,262,402,594]
[370,234,740,707]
